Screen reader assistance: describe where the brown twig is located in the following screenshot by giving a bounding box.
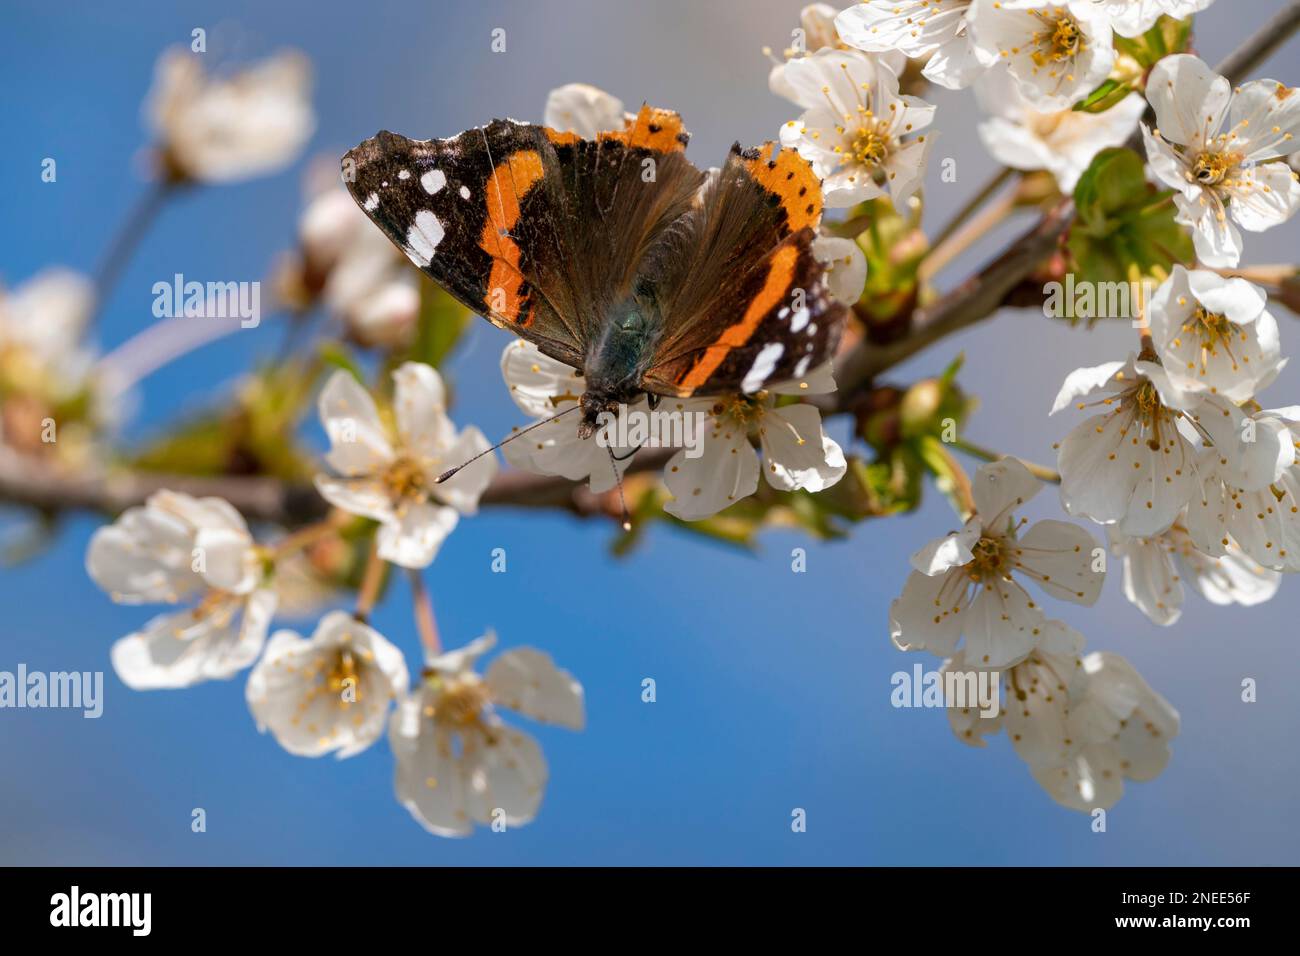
[0,446,672,526]
[408,568,441,656]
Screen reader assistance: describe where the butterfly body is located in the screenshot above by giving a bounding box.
[343,106,845,438]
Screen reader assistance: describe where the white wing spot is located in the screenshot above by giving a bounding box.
[405,210,445,267]
[794,355,812,378]
[742,343,784,394]
[459,185,471,199]
[363,192,379,211]
[398,169,411,180]
[421,169,447,194]
[789,307,810,332]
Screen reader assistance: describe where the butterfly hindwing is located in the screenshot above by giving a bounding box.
[638,142,845,397]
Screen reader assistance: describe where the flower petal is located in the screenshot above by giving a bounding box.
[318,369,393,476]
[543,83,625,139]
[462,722,548,828]
[911,518,982,575]
[663,425,759,520]
[889,568,966,658]
[392,361,454,454]
[499,339,584,419]
[1050,360,1127,414]
[1226,160,1300,233]
[485,648,585,729]
[1013,519,1104,605]
[432,426,497,514]
[390,704,473,837]
[962,578,1044,669]
[971,457,1041,527]
[1176,538,1281,607]
[810,235,867,305]
[1146,54,1231,151]
[314,475,395,524]
[1229,77,1300,161]
[759,403,846,492]
[376,502,459,568]
[112,589,275,689]
[1111,529,1183,626]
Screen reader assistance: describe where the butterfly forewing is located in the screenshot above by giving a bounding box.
[343,123,585,368]
[343,108,706,375]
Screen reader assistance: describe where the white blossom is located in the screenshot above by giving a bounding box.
[836,1,985,90]
[975,67,1145,192]
[662,364,847,521]
[246,611,408,758]
[390,633,583,836]
[1142,55,1300,267]
[315,363,496,568]
[146,47,315,183]
[1148,266,1284,402]
[779,48,935,210]
[543,83,627,138]
[1091,0,1214,38]
[293,162,419,348]
[891,458,1103,669]
[0,269,103,454]
[1033,652,1179,811]
[1110,522,1280,626]
[1051,356,1200,536]
[811,235,869,305]
[967,0,1115,110]
[1183,403,1300,571]
[86,490,276,689]
[945,618,1086,768]
[770,4,908,101]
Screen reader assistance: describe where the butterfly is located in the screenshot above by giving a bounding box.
[342,105,845,441]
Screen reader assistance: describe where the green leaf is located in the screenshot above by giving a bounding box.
[1072,78,1133,114]
[915,435,970,518]
[1073,147,1148,223]
[851,197,929,328]
[1067,148,1194,299]
[318,340,366,383]
[1115,14,1193,68]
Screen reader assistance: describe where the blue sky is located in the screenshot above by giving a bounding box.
[2,0,1299,865]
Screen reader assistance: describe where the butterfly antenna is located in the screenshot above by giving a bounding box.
[435,404,580,484]
[607,445,633,532]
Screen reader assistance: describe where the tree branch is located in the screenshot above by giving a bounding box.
[833,199,1074,389]
[0,447,674,526]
